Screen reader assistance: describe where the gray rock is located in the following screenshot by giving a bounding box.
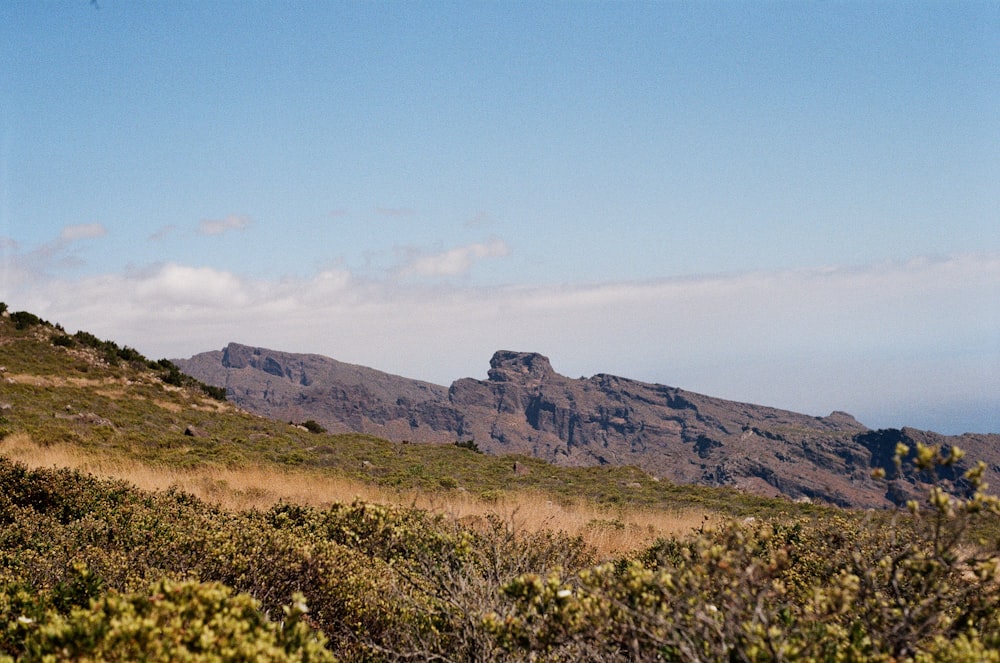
[174,344,1000,508]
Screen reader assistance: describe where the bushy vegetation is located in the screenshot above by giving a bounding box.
[2,305,1000,660]
[0,457,593,661]
[8,310,46,331]
[455,439,483,453]
[486,445,1000,661]
[300,420,327,435]
[0,446,998,661]
[56,328,226,401]
[0,303,221,402]
[2,574,333,662]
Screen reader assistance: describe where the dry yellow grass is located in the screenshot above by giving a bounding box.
[4,374,127,388]
[0,433,711,556]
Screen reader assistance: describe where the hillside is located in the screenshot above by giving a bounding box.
[0,306,819,521]
[4,306,1000,661]
[176,342,1000,508]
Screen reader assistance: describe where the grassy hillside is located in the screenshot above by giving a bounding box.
[0,306,817,523]
[2,305,1000,661]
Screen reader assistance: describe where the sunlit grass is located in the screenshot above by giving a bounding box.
[0,313,809,559]
[0,432,712,556]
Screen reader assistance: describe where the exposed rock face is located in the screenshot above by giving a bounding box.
[176,343,450,440]
[175,345,1000,508]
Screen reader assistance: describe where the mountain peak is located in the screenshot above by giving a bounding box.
[221,342,257,369]
[174,344,1000,508]
[220,342,288,378]
[487,350,555,383]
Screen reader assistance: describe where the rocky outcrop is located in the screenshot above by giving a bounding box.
[176,343,450,439]
[175,345,1000,508]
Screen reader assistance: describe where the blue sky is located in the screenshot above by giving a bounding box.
[2,1,998,434]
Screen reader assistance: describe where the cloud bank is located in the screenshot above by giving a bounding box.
[395,239,511,278]
[3,250,998,435]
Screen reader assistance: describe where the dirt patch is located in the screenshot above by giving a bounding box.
[96,388,129,400]
[5,374,59,387]
[192,399,235,413]
[69,376,128,388]
[6,374,130,389]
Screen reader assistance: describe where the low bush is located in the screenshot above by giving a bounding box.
[50,335,74,348]
[485,444,1000,662]
[455,439,482,453]
[2,574,333,662]
[301,420,327,434]
[0,457,601,661]
[2,308,1000,661]
[9,311,43,331]
[1,439,998,661]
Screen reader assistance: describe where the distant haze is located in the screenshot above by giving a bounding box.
[2,3,998,434]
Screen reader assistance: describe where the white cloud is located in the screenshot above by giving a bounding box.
[396,239,510,278]
[197,215,252,236]
[59,223,107,242]
[4,252,999,434]
[132,263,250,308]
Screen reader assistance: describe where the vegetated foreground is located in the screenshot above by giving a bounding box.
[2,304,1000,661]
[0,433,711,558]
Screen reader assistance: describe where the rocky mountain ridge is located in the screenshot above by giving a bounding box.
[175,343,1000,508]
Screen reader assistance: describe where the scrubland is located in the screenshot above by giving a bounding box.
[0,432,710,557]
[2,307,999,661]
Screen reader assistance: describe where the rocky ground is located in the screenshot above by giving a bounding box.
[176,344,1000,508]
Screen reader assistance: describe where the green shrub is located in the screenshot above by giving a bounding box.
[4,308,1000,662]
[51,335,74,348]
[2,438,999,662]
[116,345,145,363]
[201,384,228,401]
[66,331,149,367]
[485,443,1000,662]
[71,330,106,349]
[9,311,43,330]
[301,420,327,434]
[14,578,333,662]
[455,439,482,453]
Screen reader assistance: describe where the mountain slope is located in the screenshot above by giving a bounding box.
[176,343,1000,508]
[2,306,823,520]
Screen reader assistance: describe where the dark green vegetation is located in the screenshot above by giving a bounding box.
[2,306,1000,661]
